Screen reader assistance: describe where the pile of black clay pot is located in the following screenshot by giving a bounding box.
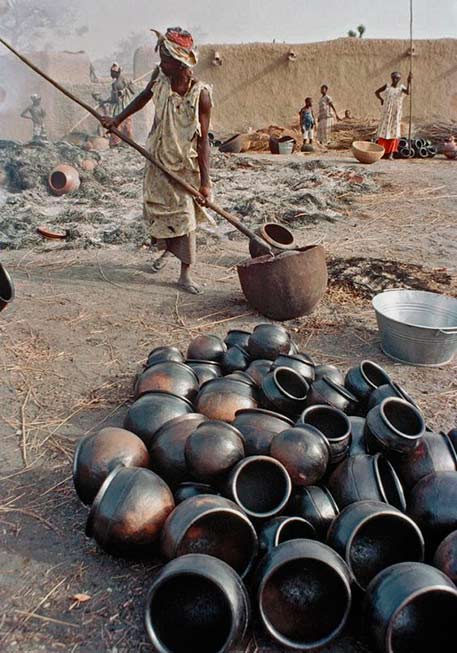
[73,323,457,653]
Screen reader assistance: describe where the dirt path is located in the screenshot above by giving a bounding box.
[0,153,456,652]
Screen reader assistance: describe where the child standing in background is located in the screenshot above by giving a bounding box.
[299,97,316,145]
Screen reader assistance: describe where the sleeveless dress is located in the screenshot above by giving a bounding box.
[143,72,213,254]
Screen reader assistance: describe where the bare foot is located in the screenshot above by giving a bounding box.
[151,251,171,273]
[177,279,203,295]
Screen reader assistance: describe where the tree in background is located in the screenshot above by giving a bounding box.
[0,0,86,50]
[348,25,366,38]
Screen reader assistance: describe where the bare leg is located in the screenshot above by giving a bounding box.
[388,153,394,160]
[177,263,203,295]
[151,250,172,272]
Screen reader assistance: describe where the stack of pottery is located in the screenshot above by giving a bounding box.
[72,323,457,653]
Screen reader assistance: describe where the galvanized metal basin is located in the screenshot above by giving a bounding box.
[372,289,457,366]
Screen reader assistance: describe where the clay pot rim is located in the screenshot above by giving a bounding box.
[442,432,457,465]
[372,454,406,511]
[186,359,222,367]
[231,456,292,518]
[299,405,351,443]
[258,540,352,650]
[85,464,126,538]
[164,495,258,577]
[272,517,317,546]
[0,264,15,304]
[272,367,310,401]
[337,502,425,591]
[133,390,194,410]
[144,554,246,653]
[321,376,358,402]
[379,398,425,441]
[72,434,91,500]
[234,407,294,426]
[258,223,296,250]
[359,360,391,390]
[225,329,252,337]
[386,586,457,652]
[152,413,208,439]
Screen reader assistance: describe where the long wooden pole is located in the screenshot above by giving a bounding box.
[0,37,269,251]
[408,0,414,145]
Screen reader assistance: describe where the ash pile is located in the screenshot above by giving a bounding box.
[0,140,377,250]
[74,323,457,652]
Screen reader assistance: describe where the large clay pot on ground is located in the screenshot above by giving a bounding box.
[161,494,258,577]
[144,554,251,653]
[86,466,174,557]
[254,540,352,650]
[327,500,424,591]
[48,164,80,196]
[73,427,150,505]
[363,562,457,653]
[219,133,251,153]
[237,246,328,321]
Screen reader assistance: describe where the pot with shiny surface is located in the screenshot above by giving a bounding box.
[270,426,329,486]
[233,408,293,456]
[185,421,245,484]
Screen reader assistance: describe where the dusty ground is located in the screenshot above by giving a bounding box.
[0,148,456,652]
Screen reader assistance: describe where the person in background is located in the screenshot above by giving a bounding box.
[317,85,341,145]
[299,97,316,145]
[106,62,135,146]
[101,27,213,295]
[375,71,412,159]
[20,94,47,143]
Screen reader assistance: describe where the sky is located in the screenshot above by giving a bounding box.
[69,0,457,57]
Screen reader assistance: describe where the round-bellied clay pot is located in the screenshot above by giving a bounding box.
[344,360,391,407]
[161,494,258,577]
[233,408,293,456]
[73,427,150,505]
[187,334,227,362]
[272,353,315,384]
[134,361,199,402]
[327,500,424,591]
[365,398,425,456]
[185,421,245,484]
[254,540,352,650]
[260,367,309,418]
[186,360,222,385]
[86,466,174,557]
[224,329,251,349]
[221,345,251,375]
[146,345,183,367]
[195,377,258,423]
[144,554,251,653]
[247,323,291,361]
[297,405,351,464]
[270,426,329,486]
[288,486,339,539]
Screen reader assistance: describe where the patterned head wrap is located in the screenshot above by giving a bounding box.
[151,27,198,68]
[111,62,121,73]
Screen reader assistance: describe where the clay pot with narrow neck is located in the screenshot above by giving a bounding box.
[344,360,391,407]
[224,329,251,349]
[365,398,425,456]
[297,405,351,464]
[260,367,309,417]
[249,223,297,259]
[245,359,272,386]
[314,364,344,385]
[48,164,80,196]
[272,354,315,384]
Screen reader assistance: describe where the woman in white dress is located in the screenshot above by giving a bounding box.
[375,71,412,159]
[317,85,341,145]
